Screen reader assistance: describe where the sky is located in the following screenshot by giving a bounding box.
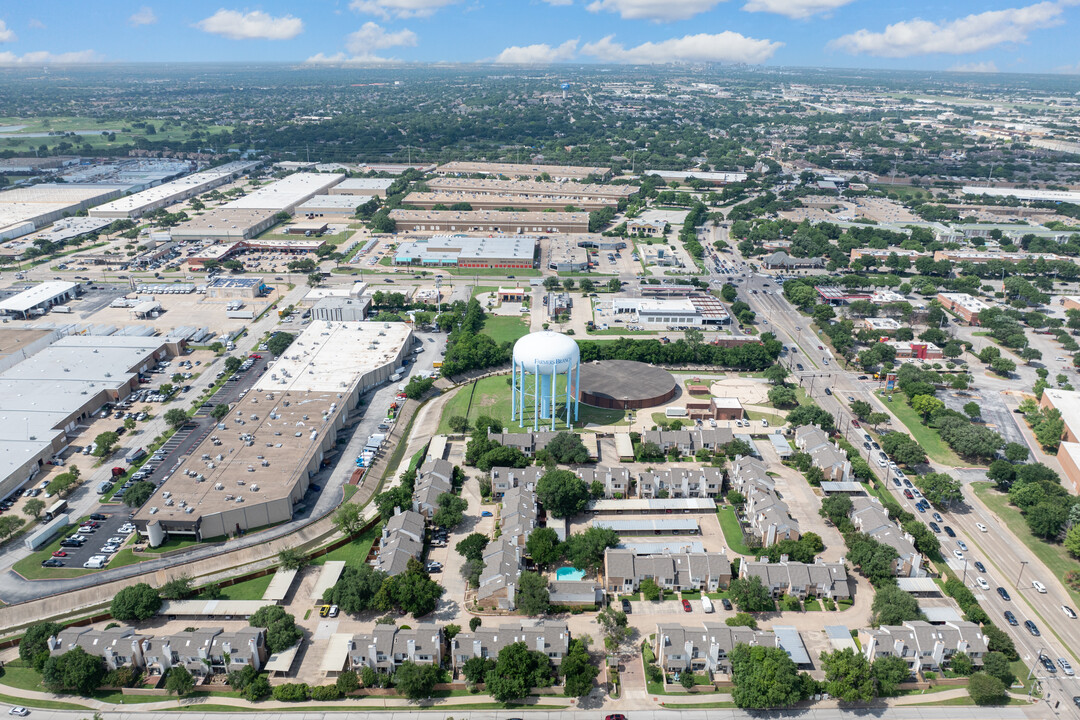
[0,0,1077,73]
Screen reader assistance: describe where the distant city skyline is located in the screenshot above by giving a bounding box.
[0,1,1077,74]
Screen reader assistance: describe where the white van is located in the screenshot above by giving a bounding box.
[701,596,714,613]
[82,556,106,569]
[1033,580,1047,594]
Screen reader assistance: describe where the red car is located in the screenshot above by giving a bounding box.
[80,521,99,529]
[249,354,263,359]
[903,489,914,499]
[851,420,860,428]
[606,715,627,720]
[52,550,67,557]
[682,599,692,612]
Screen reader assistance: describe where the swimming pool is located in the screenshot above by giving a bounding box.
[556,567,585,581]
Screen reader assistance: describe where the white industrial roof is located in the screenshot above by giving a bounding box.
[89,161,259,216]
[0,282,76,313]
[333,178,395,191]
[962,186,1080,203]
[223,173,343,211]
[254,320,411,394]
[298,194,371,210]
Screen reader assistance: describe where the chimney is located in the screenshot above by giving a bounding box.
[473,639,482,658]
[779,553,789,563]
[222,641,232,656]
[249,637,260,670]
[367,642,377,667]
[536,635,545,653]
[407,638,416,661]
[47,634,60,651]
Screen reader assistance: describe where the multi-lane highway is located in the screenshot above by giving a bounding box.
[709,248,1080,716]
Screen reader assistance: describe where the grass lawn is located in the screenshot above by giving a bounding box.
[484,316,530,345]
[717,506,754,555]
[343,484,359,502]
[804,598,823,611]
[440,267,541,277]
[907,696,1028,707]
[438,374,625,434]
[316,525,380,567]
[884,391,964,466]
[971,482,1080,608]
[586,327,661,336]
[217,573,274,601]
[470,285,500,299]
[745,409,785,426]
[0,692,87,710]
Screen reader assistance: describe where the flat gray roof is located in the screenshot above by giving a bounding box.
[0,281,77,313]
[774,625,811,665]
[594,518,699,532]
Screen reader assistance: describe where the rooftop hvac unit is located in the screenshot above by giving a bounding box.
[149,507,158,514]
[207,462,215,468]
[224,494,233,501]
[247,466,255,472]
[196,474,205,482]
[235,496,244,503]
[295,431,303,437]
[185,507,194,514]
[215,483,224,490]
[216,454,224,462]
[251,484,259,491]
[261,459,269,467]
[164,498,174,506]
[162,491,171,499]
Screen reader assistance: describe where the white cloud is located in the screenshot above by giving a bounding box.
[0,50,104,66]
[494,39,579,64]
[195,9,304,40]
[585,0,725,20]
[1057,62,1080,73]
[0,20,16,43]
[304,51,400,65]
[543,0,574,5]
[128,7,158,27]
[349,0,459,19]
[346,22,417,53]
[580,32,781,64]
[27,18,45,30]
[950,61,999,72]
[830,1,1067,57]
[741,0,855,19]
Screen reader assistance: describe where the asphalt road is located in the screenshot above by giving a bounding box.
[717,247,1080,717]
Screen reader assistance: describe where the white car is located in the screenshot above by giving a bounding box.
[975,522,987,532]
[876,457,888,468]
[1033,580,1047,594]
[9,708,29,717]
[953,550,965,560]
[976,578,990,591]
[1063,605,1077,619]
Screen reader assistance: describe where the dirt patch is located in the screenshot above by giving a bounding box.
[710,377,770,404]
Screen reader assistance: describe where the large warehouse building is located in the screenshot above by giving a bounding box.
[133,321,413,542]
[328,178,395,197]
[0,334,176,503]
[389,209,589,234]
[394,235,537,269]
[222,173,343,214]
[0,281,80,319]
[427,177,636,202]
[88,161,260,219]
[0,184,128,240]
[403,191,617,212]
[434,161,611,181]
[170,209,280,242]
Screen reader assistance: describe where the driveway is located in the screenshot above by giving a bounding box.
[758,444,847,561]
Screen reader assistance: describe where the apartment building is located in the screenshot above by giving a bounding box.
[478,483,539,610]
[451,621,571,672]
[577,466,631,498]
[412,458,455,518]
[636,467,724,499]
[603,548,731,595]
[48,627,151,671]
[142,627,267,678]
[859,621,988,674]
[655,623,777,676]
[729,455,801,545]
[936,293,991,325]
[850,497,925,577]
[489,466,543,500]
[375,509,426,576]
[740,557,851,600]
[640,428,735,457]
[348,624,443,674]
[794,425,852,482]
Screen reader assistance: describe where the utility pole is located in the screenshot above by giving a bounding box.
[1016,561,1029,588]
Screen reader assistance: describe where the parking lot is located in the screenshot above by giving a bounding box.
[45,510,133,570]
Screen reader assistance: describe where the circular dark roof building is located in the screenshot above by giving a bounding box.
[578,360,677,410]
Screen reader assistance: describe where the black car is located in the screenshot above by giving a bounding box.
[929,522,940,533]
[824,388,833,396]
[60,539,83,548]
[998,587,1011,601]
[1072,696,1080,709]
[1026,620,1040,636]
[1041,655,1057,673]
[41,558,64,567]
[796,364,804,371]
[622,599,632,614]
[974,561,986,573]
[1004,610,1018,626]
[89,513,107,521]
[892,478,901,487]
[943,526,956,538]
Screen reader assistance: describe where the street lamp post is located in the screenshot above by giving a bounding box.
[1016,561,1029,588]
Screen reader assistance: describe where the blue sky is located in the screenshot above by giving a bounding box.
[0,0,1076,73]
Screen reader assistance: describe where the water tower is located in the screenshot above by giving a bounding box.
[511,330,580,431]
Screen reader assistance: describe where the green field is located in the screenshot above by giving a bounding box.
[0,116,233,153]
[971,482,1080,608]
[216,573,274,601]
[316,525,381,567]
[882,391,964,466]
[437,374,625,434]
[717,506,754,555]
[484,316,531,345]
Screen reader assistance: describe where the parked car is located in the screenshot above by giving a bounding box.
[481,511,493,517]
[681,599,692,612]
[622,599,632,614]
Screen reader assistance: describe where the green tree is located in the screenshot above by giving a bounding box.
[950,651,974,676]
[249,605,302,653]
[763,364,790,386]
[536,469,591,518]
[159,576,196,600]
[165,665,195,696]
[462,655,494,683]
[730,644,805,709]
[963,402,981,420]
[433,492,468,528]
[277,547,309,571]
[982,652,1015,687]
[93,431,120,456]
[1004,442,1029,462]
[821,648,876,702]
[525,526,561,568]
[596,606,631,652]
[726,613,758,629]
[374,562,445,616]
[561,639,598,697]
[1027,501,1068,539]
[336,670,360,695]
[0,515,21,541]
[394,661,442,700]
[110,583,161,621]
[1065,525,1080,558]
[448,415,469,433]
[871,585,922,626]
[640,577,661,601]
[323,564,387,614]
[484,642,555,702]
[123,480,155,508]
[266,332,296,356]
[23,498,45,521]
[728,576,773,612]
[456,532,490,562]
[561,526,619,573]
[517,571,550,615]
[915,472,963,508]
[20,622,61,669]
[42,647,105,695]
[721,283,738,302]
[332,502,364,536]
[967,671,1007,705]
[768,385,798,408]
[910,394,945,421]
[544,432,590,463]
[871,655,910,696]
